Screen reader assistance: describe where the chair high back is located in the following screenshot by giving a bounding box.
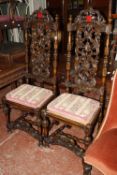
[64,7,110,128]
[27,8,59,93]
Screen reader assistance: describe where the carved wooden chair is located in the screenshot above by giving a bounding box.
[2,8,59,145]
[41,7,111,156]
[0,0,26,65]
[83,70,117,175]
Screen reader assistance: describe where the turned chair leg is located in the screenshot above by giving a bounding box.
[2,97,12,131]
[41,109,50,146]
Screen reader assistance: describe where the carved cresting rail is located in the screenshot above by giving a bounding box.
[41,6,111,159]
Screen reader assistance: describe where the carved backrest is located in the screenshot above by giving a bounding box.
[27,8,59,92]
[66,7,109,95]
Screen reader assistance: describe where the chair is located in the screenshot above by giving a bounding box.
[2,8,59,145]
[41,6,111,156]
[0,0,26,65]
[83,70,117,175]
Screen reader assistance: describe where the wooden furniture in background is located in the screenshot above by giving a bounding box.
[0,0,27,90]
[47,0,114,60]
[2,8,59,145]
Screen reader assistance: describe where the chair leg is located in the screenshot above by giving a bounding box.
[2,97,12,131]
[41,109,50,146]
[83,162,92,175]
[84,124,93,149]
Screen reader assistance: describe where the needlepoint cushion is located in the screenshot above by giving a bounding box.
[84,128,117,175]
[47,93,100,125]
[6,84,53,109]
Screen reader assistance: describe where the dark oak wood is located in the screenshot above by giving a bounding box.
[0,0,26,65]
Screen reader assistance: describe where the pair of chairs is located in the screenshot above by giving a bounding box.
[2,6,111,158]
[2,8,59,142]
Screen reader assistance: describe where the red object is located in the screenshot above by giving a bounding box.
[86,16,92,23]
[37,12,43,19]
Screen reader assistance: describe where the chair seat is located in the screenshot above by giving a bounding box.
[47,93,100,125]
[0,15,10,22]
[6,84,54,109]
[84,128,117,175]
[13,16,24,22]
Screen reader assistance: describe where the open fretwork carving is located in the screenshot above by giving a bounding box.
[28,9,58,81]
[68,8,106,92]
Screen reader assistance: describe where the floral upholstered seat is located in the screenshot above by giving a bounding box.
[47,93,100,125]
[6,84,54,109]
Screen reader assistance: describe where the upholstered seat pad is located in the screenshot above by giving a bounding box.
[47,93,100,125]
[0,15,10,22]
[6,84,54,109]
